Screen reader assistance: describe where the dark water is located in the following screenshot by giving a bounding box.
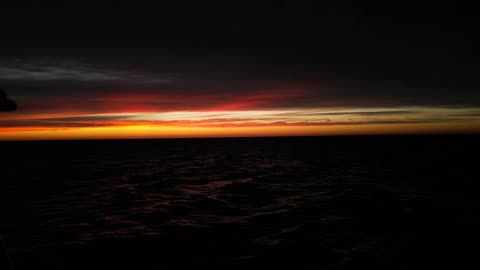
[1,135,479,269]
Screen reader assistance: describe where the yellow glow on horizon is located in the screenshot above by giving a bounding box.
[1,122,479,141]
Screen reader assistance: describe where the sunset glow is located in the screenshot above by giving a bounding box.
[1,32,479,140]
[1,106,480,140]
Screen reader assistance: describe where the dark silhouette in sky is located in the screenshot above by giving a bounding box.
[0,89,16,112]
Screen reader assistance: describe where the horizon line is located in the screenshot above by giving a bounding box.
[2,132,479,142]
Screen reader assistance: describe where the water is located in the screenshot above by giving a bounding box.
[1,136,479,269]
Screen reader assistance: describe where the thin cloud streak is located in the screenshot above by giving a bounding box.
[0,62,175,84]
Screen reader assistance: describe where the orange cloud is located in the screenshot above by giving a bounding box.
[1,106,480,140]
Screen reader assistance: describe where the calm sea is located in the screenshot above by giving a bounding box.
[1,135,479,269]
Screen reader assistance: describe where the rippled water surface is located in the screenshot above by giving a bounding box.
[1,136,479,269]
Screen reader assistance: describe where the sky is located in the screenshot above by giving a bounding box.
[1,2,479,140]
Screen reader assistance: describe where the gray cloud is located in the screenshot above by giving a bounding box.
[0,61,175,84]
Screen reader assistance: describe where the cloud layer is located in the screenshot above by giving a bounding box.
[2,107,479,130]
[2,58,480,116]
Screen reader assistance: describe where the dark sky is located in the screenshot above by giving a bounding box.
[3,2,478,85]
[1,2,479,138]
